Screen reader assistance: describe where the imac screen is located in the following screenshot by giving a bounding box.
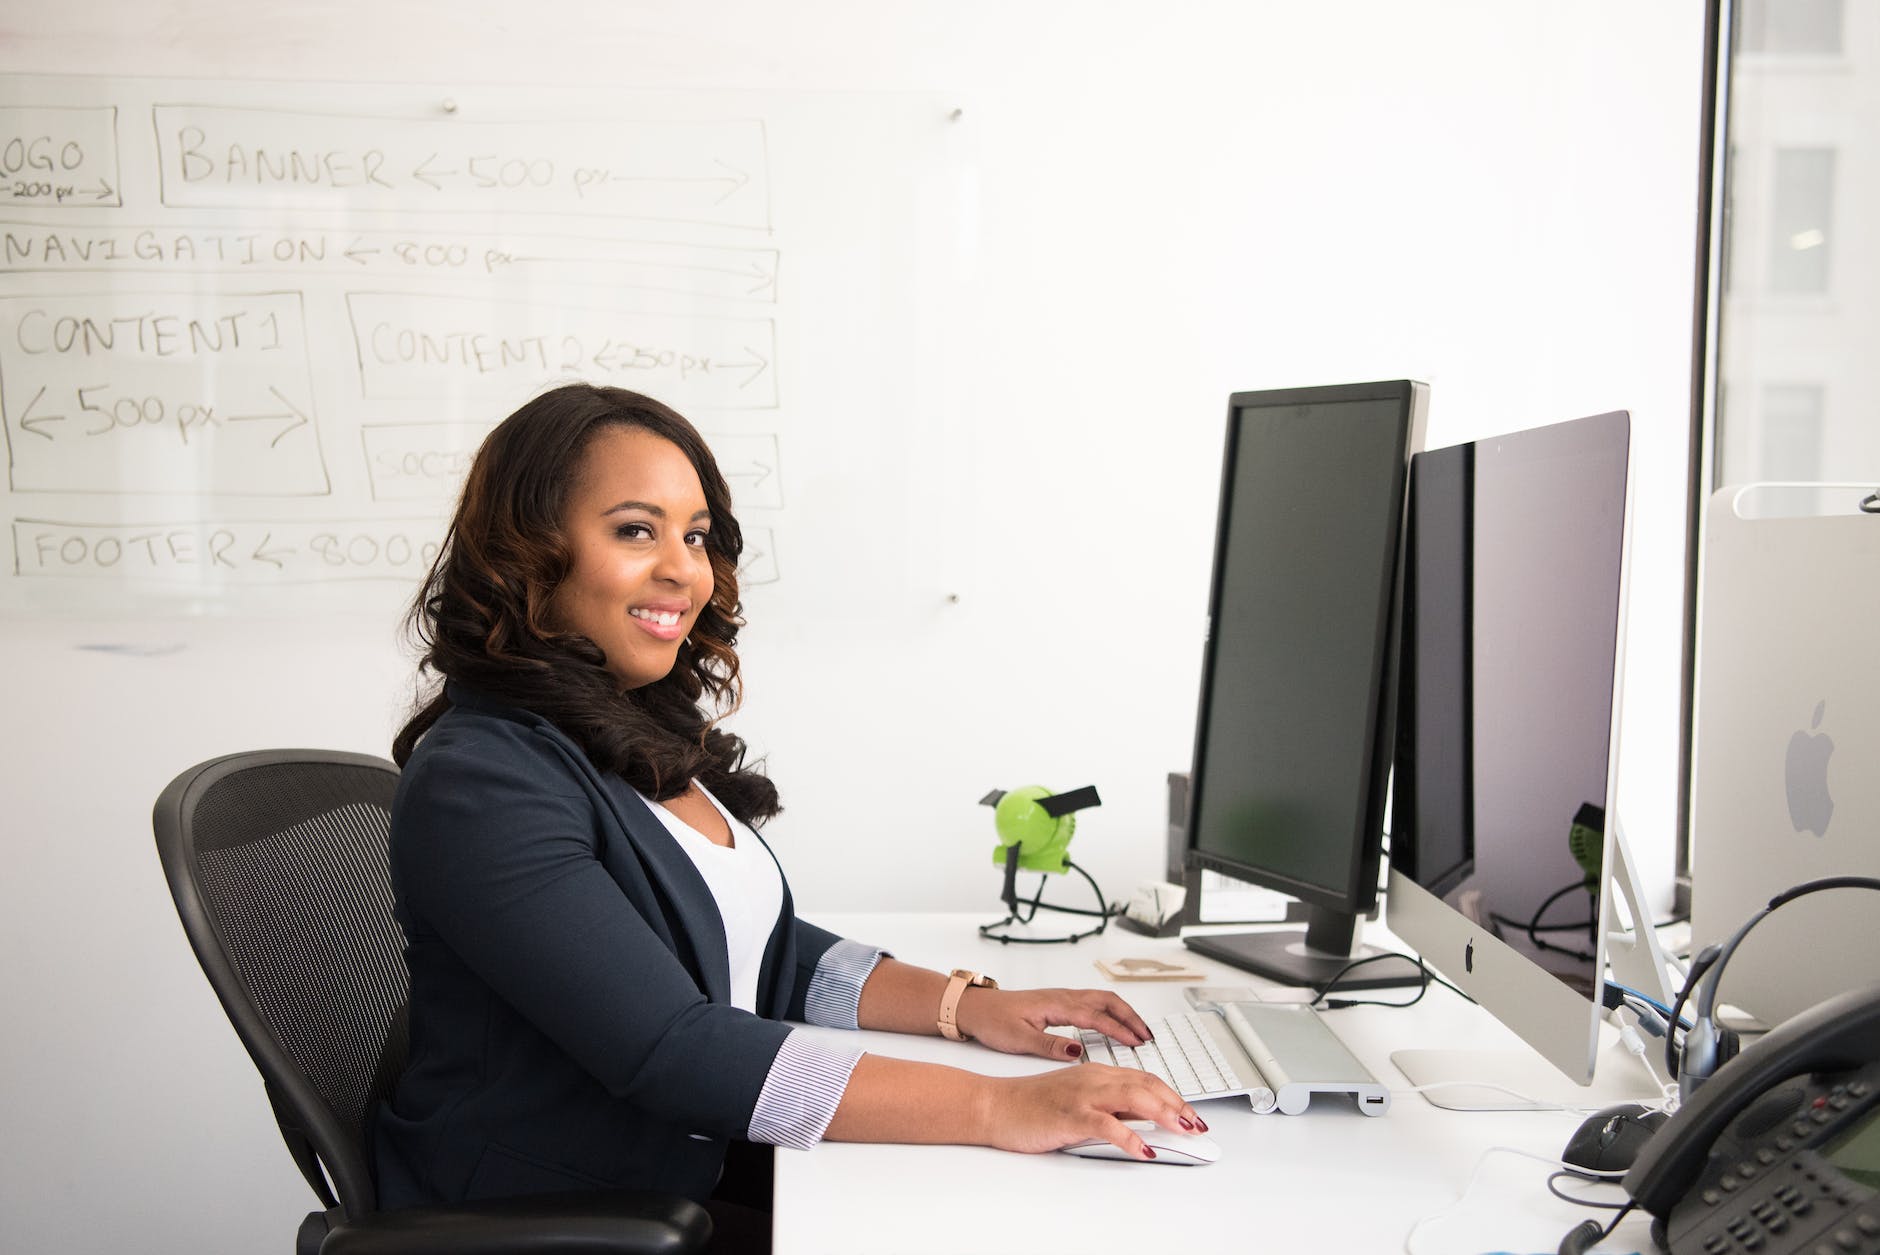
[1387,410,1629,1082]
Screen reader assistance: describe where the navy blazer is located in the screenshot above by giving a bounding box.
[373,684,842,1207]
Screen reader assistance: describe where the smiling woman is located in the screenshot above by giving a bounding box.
[391,382,768,817]
[377,383,1200,1253]
[552,426,719,693]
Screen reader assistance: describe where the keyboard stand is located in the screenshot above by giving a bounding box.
[1220,1002,1391,1116]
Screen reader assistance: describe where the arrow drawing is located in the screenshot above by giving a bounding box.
[88,178,115,201]
[598,158,752,205]
[708,159,751,205]
[411,154,460,190]
[704,346,770,389]
[590,340,625,371]
[225,387,311,448]
[743,263,776,297]
[250,532,297,568]
[724,460,773,490]
[500,252,777,298]
[18,387,67,439]
[344,238,381,264]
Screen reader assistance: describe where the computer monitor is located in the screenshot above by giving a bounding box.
[1385,410,1649,1106]
[1180,380,1427,988]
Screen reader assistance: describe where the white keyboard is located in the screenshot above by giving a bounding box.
[1078,1009,1276,1110]
[1079,1003,1391,1116]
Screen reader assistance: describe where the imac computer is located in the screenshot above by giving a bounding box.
[1386,409,1669,1109]
[1181,379,1428,989]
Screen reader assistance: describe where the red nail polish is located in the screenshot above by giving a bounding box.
[1066,1042,1082,1057]
[1179,1117,1193,1130]
[1142,1146,1157,1159]
[1196,1119,1209,1132]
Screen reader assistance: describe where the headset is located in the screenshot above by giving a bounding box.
[1668,875,1880,1100]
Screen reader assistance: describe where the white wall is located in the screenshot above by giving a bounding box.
[0,4,1705,1252]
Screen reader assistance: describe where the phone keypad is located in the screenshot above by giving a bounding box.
[1674,1064,1880,1255]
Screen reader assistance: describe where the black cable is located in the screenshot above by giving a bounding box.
[1308,950,1478,1010]
[1488,880,1599,960]
[1546,1171,1630,1210]
[1421,967,1474,1002]
[1557,1202,1638,1255]
[1492,910,1687,934]
[1307,951,1425,1007]
[1323,974,1430,1011]
[1528,882,1597,961]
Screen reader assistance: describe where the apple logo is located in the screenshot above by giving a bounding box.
[1464,938,1475,974]
[1785,699,1835,837]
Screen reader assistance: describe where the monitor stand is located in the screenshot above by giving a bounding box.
[1184,904,1424,990]
[1393,1033,1667,1111]
[1393,820,1679,1110]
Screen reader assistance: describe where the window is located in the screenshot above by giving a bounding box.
[1765,147,1834,293]
[1757,383,1825,481]
[1735,0,1843,56]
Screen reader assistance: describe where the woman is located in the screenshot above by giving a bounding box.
[374,383,1199,1246]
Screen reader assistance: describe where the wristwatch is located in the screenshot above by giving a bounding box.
[938,969,997,1041]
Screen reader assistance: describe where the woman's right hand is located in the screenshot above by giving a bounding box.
[979,1063,1206,1160]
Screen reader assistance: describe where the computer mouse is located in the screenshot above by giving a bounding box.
[1562,1103,1669,1174]
[1058,1119,1220,1166]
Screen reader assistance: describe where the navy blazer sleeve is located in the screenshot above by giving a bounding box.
[393,723,793,1137]
[788,917,845,1020]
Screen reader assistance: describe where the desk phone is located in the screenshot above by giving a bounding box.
[1626,986,1880,1254]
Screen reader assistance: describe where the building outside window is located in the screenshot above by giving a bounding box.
[1710,0,1875,488]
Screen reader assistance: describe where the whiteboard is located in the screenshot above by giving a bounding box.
[0,75,960,616]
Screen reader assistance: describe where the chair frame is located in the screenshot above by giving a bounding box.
[154,749,711,1255]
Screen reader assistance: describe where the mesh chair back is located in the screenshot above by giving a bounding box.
[154,750,408,1217]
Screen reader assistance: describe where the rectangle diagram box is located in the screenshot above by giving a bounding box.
[13,516,441,583]
[361,422,494,502]
[153,105,770,229]
[0,290,328,496]
[0,106,121,207]
[347,291,777,410]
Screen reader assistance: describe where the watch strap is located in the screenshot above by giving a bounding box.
[938,968,997,1041]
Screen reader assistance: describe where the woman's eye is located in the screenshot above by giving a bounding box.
[614,522,653,541]
[685,529,710,548]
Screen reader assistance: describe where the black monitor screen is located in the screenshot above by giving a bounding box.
[1188,385,1416,909]
[1389,412,1629,994]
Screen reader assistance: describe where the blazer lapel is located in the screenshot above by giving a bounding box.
[597,776,734,1007]
[436,683,737,1006]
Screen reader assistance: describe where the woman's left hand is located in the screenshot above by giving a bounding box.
[954,986,1153,1061]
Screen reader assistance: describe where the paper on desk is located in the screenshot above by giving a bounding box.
[1094,956,1207,981]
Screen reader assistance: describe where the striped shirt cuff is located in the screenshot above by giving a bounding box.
[801,937,888,1030]
[747,1031,864,1150]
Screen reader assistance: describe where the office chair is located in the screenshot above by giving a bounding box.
[153,749,712,1255]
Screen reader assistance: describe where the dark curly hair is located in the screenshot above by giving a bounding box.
[392,383,780,826]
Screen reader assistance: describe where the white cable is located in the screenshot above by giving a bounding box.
[1402,1145,1628,1255]
[1609,1005,1682,1115]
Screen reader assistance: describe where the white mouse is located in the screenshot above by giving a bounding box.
[1058,1119,1220,1166]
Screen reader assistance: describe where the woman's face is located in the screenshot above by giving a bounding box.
[551,426,715,689]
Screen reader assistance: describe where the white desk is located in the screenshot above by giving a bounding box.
[776,914,1664,1255]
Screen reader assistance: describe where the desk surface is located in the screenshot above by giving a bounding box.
[776,914,1663,1255]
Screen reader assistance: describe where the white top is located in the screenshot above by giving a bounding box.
[635,782,786,1013]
